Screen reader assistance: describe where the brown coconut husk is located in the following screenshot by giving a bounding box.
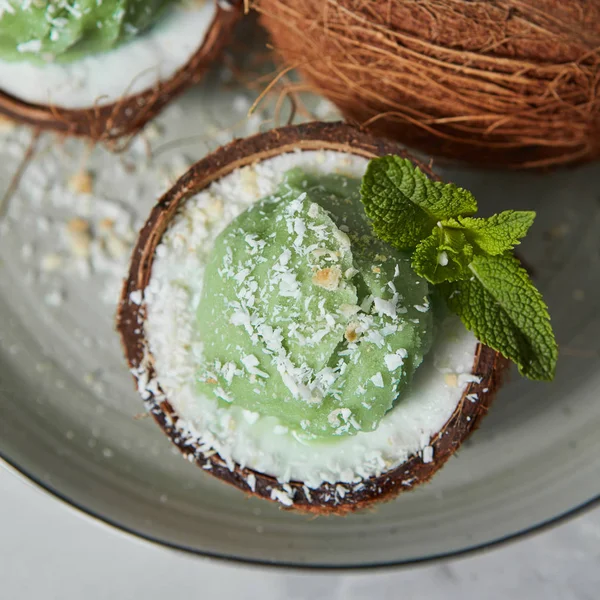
[117,122,510,513]
[0,1,243,143]
[253,0,600,169]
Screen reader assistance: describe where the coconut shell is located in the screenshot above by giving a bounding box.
[0,1,243,142]
[116,122,510,513]
[254,0,600,169]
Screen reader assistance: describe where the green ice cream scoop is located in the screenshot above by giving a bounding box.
[196,168,434,439]
[0,0,177,63]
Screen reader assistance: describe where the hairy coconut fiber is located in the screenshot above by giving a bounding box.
[254,0,600,169]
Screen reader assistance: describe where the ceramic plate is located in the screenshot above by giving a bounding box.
[1,43,599,569]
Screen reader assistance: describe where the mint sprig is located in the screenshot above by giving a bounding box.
[360,156,557,381]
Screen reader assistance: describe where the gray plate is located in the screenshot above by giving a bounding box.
[0,58,599,568]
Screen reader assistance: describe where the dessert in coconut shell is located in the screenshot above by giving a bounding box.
[117,122,513,513]
[0,0,243,141]
[253,0,600,169]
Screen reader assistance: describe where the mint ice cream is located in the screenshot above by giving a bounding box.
[0,0,177,62]
[196,168,434,439]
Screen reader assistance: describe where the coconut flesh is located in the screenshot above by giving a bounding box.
[0,2,216,109]
[254,0,600,168]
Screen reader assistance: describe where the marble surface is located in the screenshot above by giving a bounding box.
[2,465,598,599]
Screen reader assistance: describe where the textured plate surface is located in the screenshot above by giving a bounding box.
[0,46,599,567]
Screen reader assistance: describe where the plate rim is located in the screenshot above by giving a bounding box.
[2,450,599,571]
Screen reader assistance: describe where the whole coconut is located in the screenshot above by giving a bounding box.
[254,0,600,168]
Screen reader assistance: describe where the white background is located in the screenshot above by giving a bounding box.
[2,466,599,599]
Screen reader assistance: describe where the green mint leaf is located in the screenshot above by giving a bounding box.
[361,156,478,249]
[444,211,536,255]
[412,226,474,284]
[440,254,557,381]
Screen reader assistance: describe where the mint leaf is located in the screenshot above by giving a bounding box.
[412,226,474,284]
[440,254,557,381]
[445,211,536,255]
[361,156,478,249]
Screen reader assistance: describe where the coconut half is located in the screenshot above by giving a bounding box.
[0,1,243,141]
[117,122,510,513]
